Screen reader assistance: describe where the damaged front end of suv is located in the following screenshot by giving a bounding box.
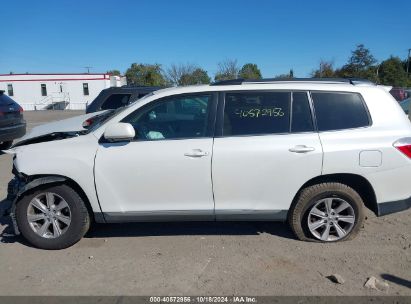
[4,151,70,235]
[2,110,116,235]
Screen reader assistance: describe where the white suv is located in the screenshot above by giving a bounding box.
[5,78,411,249]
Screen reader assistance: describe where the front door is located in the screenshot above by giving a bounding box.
[212,90,323,220]
[94,93,217,222]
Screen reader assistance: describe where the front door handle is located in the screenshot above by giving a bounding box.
[184,149,209,158]
[289,145,315,153]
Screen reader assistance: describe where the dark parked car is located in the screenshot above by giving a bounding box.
[0,90,26,149]
[85,86,162,114]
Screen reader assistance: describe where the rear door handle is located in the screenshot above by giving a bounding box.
[184,149,209,157]
[289,145,315,153]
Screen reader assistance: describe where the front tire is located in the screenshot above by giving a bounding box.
[16,184,90,249]
[289,182,364,242]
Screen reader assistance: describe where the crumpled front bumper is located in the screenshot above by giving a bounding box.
[2,176,26,235]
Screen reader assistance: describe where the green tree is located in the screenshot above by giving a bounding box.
[311,60,336,78]
[180,68,210,85]
[336,44,378,81]
[125,63,167,86]
[214,59,240,81]
[401,58,411,85]
[378,56,410,87]
[238,63,262,79]
[106,70,121,76]
[347,44,377,71]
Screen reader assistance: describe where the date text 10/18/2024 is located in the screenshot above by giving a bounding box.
[149,296,257,303]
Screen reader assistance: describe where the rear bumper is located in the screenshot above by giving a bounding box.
[0,123,26,142]
[378,197,411,216]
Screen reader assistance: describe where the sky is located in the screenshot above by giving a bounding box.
[1,0,410,78]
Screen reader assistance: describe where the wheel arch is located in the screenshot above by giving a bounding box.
[11,174,99,233]
[290,173,378,216]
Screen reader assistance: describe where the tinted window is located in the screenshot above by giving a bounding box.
[312,92,370,131]
[101,94,131,110]
[223,92,290,136]
[291,92,314,132]
[122,94,212,140]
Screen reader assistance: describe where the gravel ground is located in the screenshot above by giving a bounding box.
[0,110,410,296]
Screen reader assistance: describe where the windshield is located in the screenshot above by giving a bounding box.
[85,108,122,133]
[129,92,155,106]
[83,92,157,134]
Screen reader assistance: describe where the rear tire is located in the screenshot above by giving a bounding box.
[0,141,13,150]
[288,182,364,242]
[16,184,90,249]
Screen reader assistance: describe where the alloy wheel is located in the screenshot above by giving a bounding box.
[27,192,71,239]
[307,197,355,241]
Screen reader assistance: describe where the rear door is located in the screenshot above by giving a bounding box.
[212,90,323,220]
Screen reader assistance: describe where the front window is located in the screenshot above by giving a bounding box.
[122,94,212,140]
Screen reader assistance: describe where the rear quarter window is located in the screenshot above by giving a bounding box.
[311,92,370,131]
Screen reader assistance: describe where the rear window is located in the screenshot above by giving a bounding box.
[101,94,132,110]
[223,91,290,136]
[0,92,16,105]
[312,92,370,131]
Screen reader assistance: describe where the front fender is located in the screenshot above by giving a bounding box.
[8,176,67,235]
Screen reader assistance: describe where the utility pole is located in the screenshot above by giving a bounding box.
[407,49,411,76]
[319,62,323,78]
[84,66,93,74]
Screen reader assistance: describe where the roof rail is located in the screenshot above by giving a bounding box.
[210,78,374,86]
[120,85,163,89]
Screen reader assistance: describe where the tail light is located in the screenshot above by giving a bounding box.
[394,138,411,158]
[82,118,94,128]
[18,106,23,113]
[0,111,3,117]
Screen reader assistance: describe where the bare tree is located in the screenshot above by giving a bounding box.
[166,63,197,86]
[214,59,240,81]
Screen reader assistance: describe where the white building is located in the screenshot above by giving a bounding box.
[0,73,127,110]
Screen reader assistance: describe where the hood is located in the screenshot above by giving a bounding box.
[8,111,110,150]
[17,111,108,143]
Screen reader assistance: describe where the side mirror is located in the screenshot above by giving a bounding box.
[103,123,135,142]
